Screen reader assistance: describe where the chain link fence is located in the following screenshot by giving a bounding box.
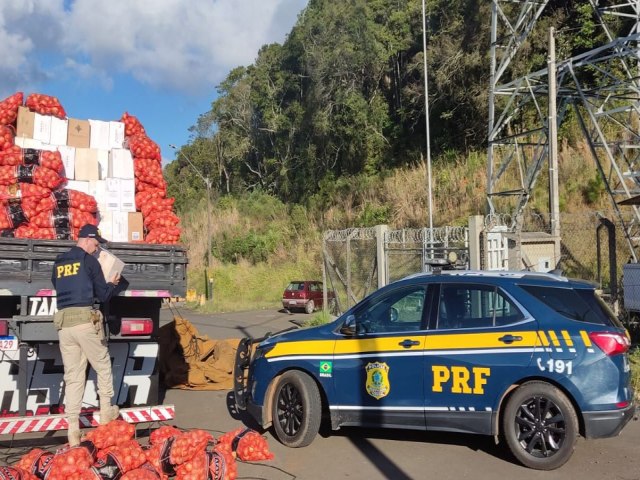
[322,212,637,323]
[520,211,631,295]
[385,227,469,283]
[323,228,378,314]
[323,226,470,314]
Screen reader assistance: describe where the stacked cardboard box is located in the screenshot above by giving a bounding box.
[14,104,145,243]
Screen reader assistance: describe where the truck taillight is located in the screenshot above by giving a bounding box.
[121,318,153,335]
[589,331,630,356]
[0,320,7,336]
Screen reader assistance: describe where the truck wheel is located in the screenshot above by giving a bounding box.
[502,381,578,470]
[305,300,315,314]
[271,371,321,448]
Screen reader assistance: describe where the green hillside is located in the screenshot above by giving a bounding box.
[164,0,623,310]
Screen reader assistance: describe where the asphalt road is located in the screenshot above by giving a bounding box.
[160,305,640,480]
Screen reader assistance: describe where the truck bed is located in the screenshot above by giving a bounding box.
[0,237,188,297]
[0,238,189,417]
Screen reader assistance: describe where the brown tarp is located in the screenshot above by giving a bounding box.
[158,316,240,390]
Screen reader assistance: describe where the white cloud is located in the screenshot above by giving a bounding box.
[0,0,308,96]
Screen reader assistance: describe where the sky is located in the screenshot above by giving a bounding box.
[0,0,309,164]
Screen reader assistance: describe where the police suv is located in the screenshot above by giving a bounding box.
[234,270,635,470]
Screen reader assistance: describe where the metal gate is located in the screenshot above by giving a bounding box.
[323,227,378,314]
[323,225,471,316]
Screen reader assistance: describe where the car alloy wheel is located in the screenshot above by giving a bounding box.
[271,371,321,447]
[503,381,578,470]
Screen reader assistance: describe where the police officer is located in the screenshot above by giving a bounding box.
[51,224,121,446]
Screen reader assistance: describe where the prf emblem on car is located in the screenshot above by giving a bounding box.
[432,365,491,394]
[365,362,390,400]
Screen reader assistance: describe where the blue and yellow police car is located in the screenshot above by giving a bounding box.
[234,270,635,470]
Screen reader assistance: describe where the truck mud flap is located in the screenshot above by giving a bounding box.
[233,337,253,411]
[0,404,175,435]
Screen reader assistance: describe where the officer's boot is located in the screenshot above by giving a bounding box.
[68,416,81,446]
[99,398,120,425]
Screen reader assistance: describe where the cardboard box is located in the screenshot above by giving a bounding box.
[36,143,58,152]
[14,137,43,150]
[75,148,100,181]
[120,179,136,212]
[16,106,35,139]
[90,180,107,212]
[108,149,134,179]
[97,248,124,282]
[97,149,109,180]
[66,180,90,194]
[58,146,76,179]
[89,119,110,150]
[67,118,90,148]
[49,117,68,146]
[128,212,144,242]
[112,211,129,242]
[33,113,52,144]
[109,121,125,149]
[105,178,121,212]
[98,211,113,241]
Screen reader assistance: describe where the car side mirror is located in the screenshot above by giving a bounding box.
[340,315,357,336]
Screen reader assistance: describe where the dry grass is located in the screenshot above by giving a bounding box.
[179,140,606,311]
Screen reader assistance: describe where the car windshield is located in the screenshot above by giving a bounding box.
[286,282,305,291]
[521,285,624,327]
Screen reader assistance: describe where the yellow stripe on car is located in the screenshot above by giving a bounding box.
[265,340,335,358]
[561,330,574,347]
[264,331,544,359]
[538,330,550,347]
[425,331,539,349]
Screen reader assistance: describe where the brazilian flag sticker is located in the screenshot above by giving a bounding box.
[319,361,333,377]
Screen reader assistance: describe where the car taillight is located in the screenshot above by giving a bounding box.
[121,318,153,336]
[589,332,630,356]
[0,320,7,336]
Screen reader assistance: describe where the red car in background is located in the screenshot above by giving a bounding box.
[282,281,335,314]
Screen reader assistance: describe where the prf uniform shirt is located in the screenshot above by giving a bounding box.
[51,246,116,308]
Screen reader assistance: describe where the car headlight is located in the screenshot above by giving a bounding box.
[253,344,275,361]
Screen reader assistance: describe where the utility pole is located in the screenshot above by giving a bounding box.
[422,0,434,257]
[548,27,561,266]
[169,144,213,297]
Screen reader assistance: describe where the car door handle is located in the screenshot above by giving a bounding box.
[399,339,420,348]
[498,334,523,344]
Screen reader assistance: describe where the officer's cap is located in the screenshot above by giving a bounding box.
[78,224,107,243]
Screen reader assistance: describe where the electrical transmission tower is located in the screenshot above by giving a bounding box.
[486,0,640,260]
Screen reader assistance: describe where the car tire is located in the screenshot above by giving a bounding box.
[271,371,322,448]
[305,300,315,314]
[502,381,578,470]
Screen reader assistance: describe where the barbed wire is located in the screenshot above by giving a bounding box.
[385,227,468,245]
[323,227,377,242]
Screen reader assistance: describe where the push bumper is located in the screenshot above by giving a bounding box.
[583,401,636,439]
[233,338,253,411]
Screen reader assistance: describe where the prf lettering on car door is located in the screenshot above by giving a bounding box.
[431,365,491,394]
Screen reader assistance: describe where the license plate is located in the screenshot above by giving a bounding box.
[289,300,298,305]
[0,336,17,351]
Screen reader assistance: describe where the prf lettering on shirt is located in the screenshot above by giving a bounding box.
[56,262,81,278]
[432,365,491,394]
